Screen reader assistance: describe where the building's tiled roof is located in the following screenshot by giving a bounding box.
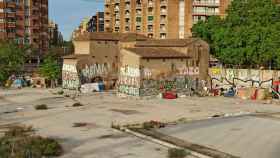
[124,48,190,59]
[135,38,204,47]
[63,54,92,59]
[74,32,148,42]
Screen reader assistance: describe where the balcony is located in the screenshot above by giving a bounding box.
[147,29,153,33]
[148,2,154,8]
[193,1,220,7]
[16,30,25,37]
[136,12,142,17]
[136,4,142,9]
[16,11,24,16]
[7,22,16,28]
[136,21,141,26]
[115,14,120,19]
[6,2,16,8]
[125,14,130,18]
[0,13,4,18]
[6,12,16,18]
[42,3,48,8]
[125,22,130,26]
[125,5,130,10]
[160,19,166,24]
[160,0,167,6]
[7,32,16,38]
[147,20,154,25]
[160,10,167,15]
[114,7,119,12]
[192,11,219,16]
[160,28,166,33]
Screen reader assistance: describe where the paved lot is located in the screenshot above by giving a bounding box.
[1,88,280,158]
[157,115,280,158]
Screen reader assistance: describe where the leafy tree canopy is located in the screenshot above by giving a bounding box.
[192,0,280,69]
[39,52,61,81]
[0,41,26,83]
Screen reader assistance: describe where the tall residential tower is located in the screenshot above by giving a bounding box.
[104,0,231,39]
[0,0,49,53]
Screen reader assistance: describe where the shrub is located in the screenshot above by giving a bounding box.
[142,121,166,130]
[168,148,189,158]
[0,126,63,157]
[72,102,84,107]
[57,90,64,95]
[34,104,48,110]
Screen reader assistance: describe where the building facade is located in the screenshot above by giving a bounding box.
[49,20,63,46]
[104,0,231,39]
[87,12,105,33]
[0,0,49,52]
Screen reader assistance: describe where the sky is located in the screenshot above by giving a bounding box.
[49,0,104,41]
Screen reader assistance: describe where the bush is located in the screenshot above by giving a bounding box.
[34,104,48,110]
[168,148,189,158]
[0,126,63,157]
[142,121,166,130]
[57,90,64,95]
[72,102,84,107]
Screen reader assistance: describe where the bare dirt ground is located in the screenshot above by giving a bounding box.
[1,88,280,158]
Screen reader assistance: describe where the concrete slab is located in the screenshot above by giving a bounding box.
[157,116,280,158]
[2,88,280,157]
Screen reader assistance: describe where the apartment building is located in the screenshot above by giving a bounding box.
[0,0,49,52]
[104,0,231,39]
[49,20,63,46]
[71,17,90,40]
[87,12,105,32]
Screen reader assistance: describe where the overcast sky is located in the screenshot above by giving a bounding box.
[49,0,104,41]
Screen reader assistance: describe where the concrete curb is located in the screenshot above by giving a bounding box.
[122,128,211,158]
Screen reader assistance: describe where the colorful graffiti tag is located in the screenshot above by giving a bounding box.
[179,67,200,76]
[62,64,80,89]
[118,66,203,97]
[209,68,276,88]
[80,64,110,80]
[118,66,141,96]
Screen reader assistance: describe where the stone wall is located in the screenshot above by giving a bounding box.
[118,65,203,97]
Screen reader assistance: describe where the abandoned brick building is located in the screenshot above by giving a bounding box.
[62,32,209,96]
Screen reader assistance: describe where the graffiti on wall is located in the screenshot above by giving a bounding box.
[62,64,80,89]
[179,67,200,76]
[118,66,203,96]
[118,85,140,96]
[118,66,141,96]
[209,68,277,88]
[80,64,110,81]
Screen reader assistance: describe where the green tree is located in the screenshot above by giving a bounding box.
[192,0,280,69]
[39,53,61,88]
[0,41,25,84]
